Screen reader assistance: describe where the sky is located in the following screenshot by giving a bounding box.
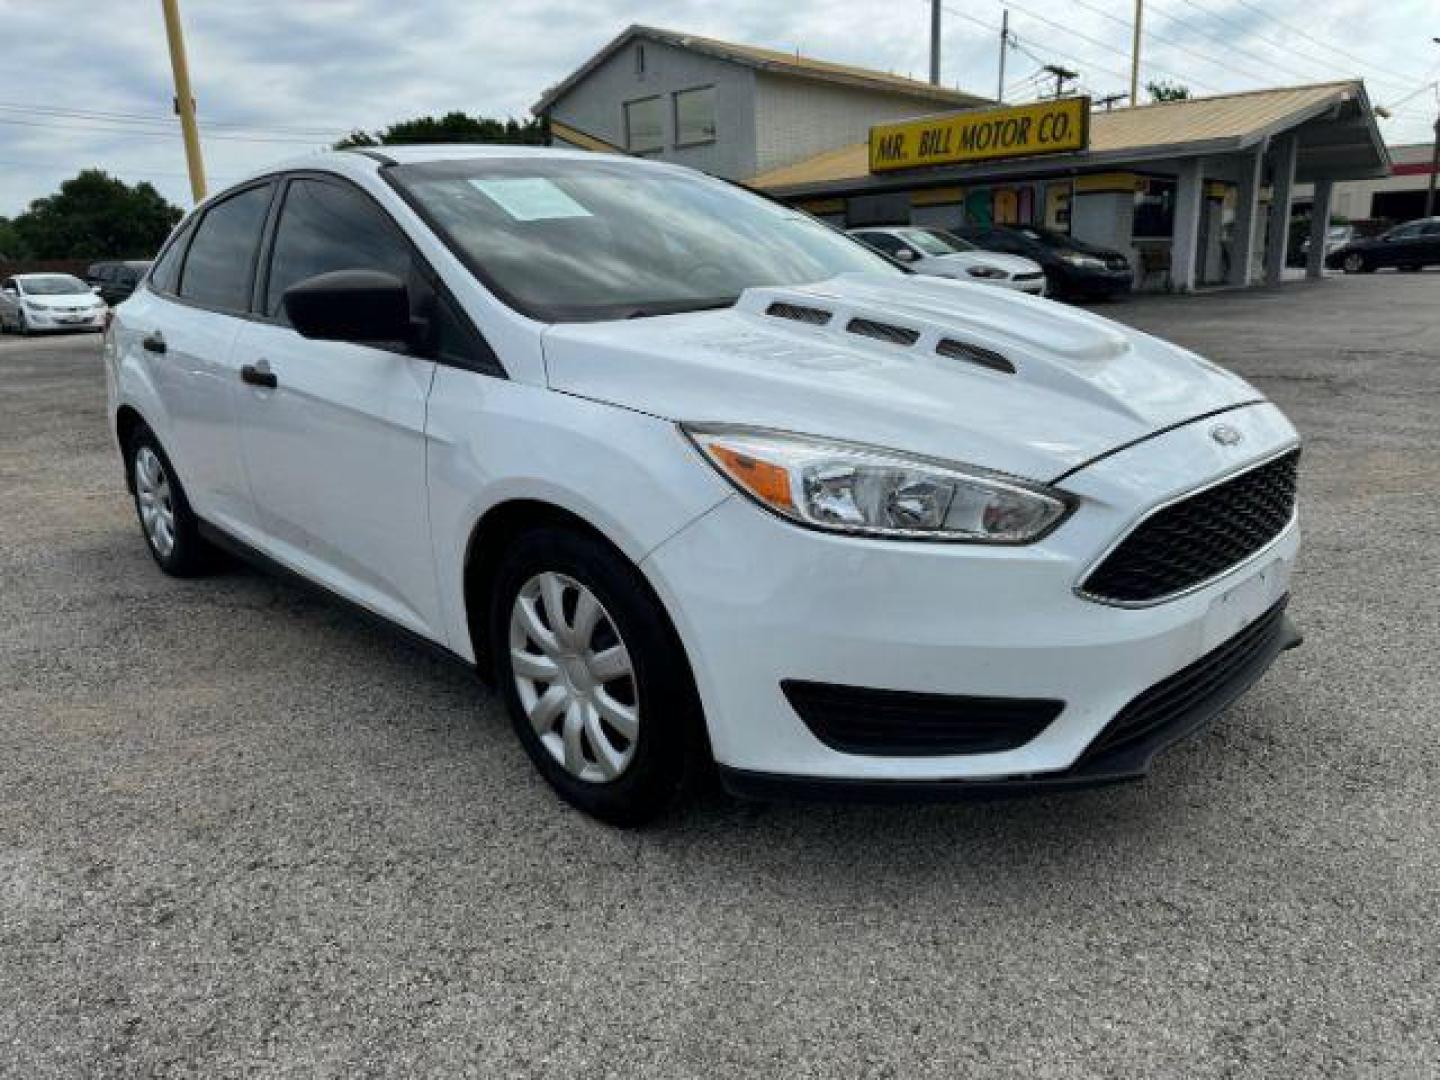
[0,0,1436,216]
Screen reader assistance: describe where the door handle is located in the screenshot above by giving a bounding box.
[142,332,166,354]
[240,362,278,389]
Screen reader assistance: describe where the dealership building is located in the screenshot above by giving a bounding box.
[535,25,1393,291]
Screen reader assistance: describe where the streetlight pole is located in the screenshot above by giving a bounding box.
[996,10,1010,103]
[160,0,206,203]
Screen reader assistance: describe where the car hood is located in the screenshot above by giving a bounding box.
[23,295,100,308]
[925,251,1041,275]
[541,272,1262,482]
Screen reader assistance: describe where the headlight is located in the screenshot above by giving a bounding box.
[1061,253,1106,269]
[966,266,1008,279]
[684,425,1073,543]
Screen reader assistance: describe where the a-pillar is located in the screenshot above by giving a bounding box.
[1264,134,1299,285]
[1307,178,1334,280]
[1171,158,1205,292]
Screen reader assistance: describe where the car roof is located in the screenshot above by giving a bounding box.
[214,144,690,212]
[16,272,84,279]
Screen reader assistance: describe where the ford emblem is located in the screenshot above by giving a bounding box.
[1210,424,1244,446]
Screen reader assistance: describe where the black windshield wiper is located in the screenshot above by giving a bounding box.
[622,297,737,319]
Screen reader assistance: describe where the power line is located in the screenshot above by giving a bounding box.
[964,0,1220,94]
[1224,0,1434,85]
[0,114,328,145]
[0,101,344,139]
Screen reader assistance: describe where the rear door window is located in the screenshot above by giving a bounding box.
[178,183,274,312]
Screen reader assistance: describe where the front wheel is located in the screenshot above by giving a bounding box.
[1341,252,1370,274]
[490,526,706,826]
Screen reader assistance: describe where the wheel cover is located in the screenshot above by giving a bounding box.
[134,446,176,557]
[508,572,639,784]
[1344,254,1363,272]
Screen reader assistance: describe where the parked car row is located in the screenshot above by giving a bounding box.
[848,224,1134,300]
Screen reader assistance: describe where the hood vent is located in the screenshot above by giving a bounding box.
[766,301,833,326]
[936,338,1016,374]
[846,317,920,347]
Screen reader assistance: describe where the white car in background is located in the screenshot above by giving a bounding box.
[107,146,1301,824]
[0,273,107,334]
[849,226,1048,295]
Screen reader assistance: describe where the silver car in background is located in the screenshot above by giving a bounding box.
[849,226,1047,295]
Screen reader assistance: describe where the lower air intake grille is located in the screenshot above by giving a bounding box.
[781,680,1062,756]
[1080,596,1290,763]
[1082,448,1300,604]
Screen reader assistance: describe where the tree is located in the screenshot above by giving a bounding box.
[0,216,26,260]
[1147,80,1192,103]
[334,112,546,149]
[9,170,183,260]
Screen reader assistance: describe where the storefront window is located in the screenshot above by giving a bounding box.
[674,86,717,146]
[1134,178,1176,239]
[624,97,663,152]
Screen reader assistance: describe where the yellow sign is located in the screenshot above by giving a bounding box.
[869,98,1090,173]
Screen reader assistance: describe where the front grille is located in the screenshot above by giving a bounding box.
[1104,256,1130,272]
[782,680,1062,756]
[1080,596,1290,763]
[1082,448,1300,604]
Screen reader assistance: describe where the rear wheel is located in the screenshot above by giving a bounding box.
[125,426,217,577]
[490,526,705,826]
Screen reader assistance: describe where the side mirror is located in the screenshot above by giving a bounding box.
[282,269,413,345]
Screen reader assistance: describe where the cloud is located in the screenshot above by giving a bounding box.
[0,0,1433,216]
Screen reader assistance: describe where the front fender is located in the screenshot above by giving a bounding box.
[425,367,730,661]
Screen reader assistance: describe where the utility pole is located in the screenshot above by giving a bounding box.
[1428,115,1439,217]
[996,10,1010,103]
[160,0,206,203]
[1428,39,1440,217]
[1042,65,1078,100]
[1096,92,1129,112]
[929,0,941,86]
[1130,0,1144,107]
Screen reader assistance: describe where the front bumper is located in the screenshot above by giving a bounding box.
[22,307,106,331]
[641,401,1301,788]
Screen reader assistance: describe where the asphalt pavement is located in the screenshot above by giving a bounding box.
[1,274,1437,1077]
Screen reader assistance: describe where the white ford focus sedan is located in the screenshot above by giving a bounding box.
[105,146,1301,824]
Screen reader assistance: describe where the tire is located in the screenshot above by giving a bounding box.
[17,311,31,336]
[489,526,706,826]
[124,425,217,577]
[1341,252,1370,274]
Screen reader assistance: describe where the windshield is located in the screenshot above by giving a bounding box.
[389,157,899,322]
[21,275,89,296]
[902,229,977,255]
[1012,226,1072,248]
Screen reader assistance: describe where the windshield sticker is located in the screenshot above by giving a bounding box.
[467,177,593,221]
